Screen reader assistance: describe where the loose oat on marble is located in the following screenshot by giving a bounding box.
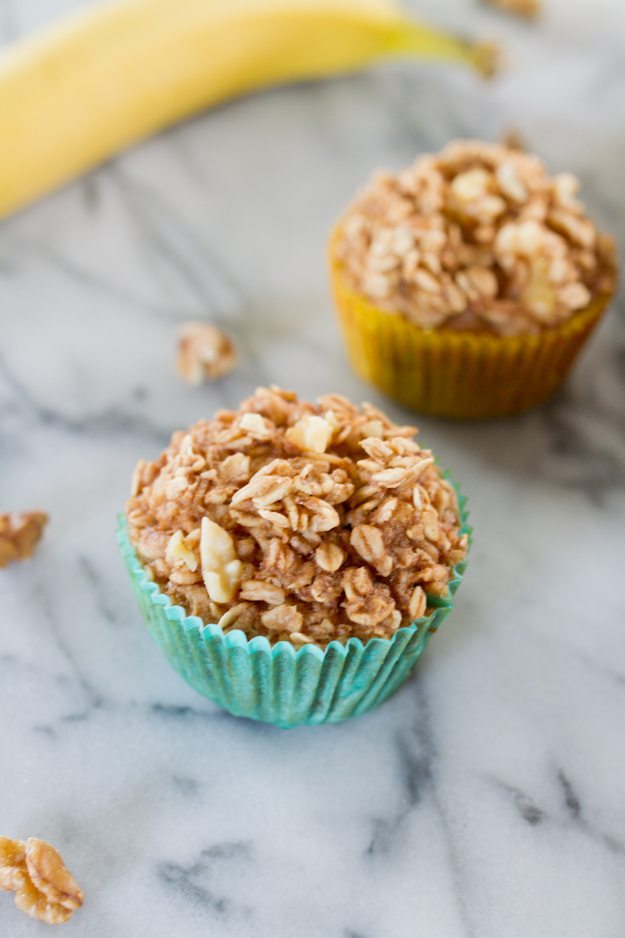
[336,140,616,336]
[0,512,48,568]
[177,322,236,384]
[0,837,84,925]
[126,386,467,648]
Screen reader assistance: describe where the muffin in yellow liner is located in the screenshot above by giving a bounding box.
[329,141,617,420]
[330,234,614,419]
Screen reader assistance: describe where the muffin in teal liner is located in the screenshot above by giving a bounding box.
[120,386,470,728]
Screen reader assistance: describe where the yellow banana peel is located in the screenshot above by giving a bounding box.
[0,0,497,218]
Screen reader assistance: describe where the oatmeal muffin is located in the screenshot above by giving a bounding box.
[119,387,470,726]
[330,140,617,418]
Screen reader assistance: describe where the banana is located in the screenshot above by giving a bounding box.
[0,0,496,218]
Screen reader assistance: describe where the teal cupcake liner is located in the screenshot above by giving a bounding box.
[117,485,470,728]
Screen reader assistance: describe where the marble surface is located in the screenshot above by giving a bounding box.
[2,0,625,935]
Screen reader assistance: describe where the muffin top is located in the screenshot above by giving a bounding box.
[335,140,616,336]
[126,387,467,648]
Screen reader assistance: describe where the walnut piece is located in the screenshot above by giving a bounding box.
[200,517,242,603]
[126,387,467,647]
[0,512,48,568]
[0,837,26,891]
[166,530,199,572]
[286,415,333,454]
[177,322,236,384]
[0,836,83,925]
[337,140,616,336]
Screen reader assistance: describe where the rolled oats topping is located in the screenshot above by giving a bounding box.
[126,387,467,647]
[336,140,616,336]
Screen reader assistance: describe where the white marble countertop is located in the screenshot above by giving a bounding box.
[2,1,625,935]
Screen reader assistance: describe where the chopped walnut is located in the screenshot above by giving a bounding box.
[177,322,236,384]
[0,512,48,568]
[0,837,83,925]
[336,141,616,336]
[200,518,242,603]
[286,415,333,454]
[0,838,26,891]
[126,387,467,647]
[166,530,199,572]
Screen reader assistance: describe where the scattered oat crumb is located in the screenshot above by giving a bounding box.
[0,512,48,568]
[177,322,236,384]
[0,837,83,925]
[483,0,541,20]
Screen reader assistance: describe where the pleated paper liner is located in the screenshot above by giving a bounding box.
[117,489,470,728]
[329,231,613,420]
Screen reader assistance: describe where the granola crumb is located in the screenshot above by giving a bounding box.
[126,387,467,648]
[177,322,236,384]
[0,512,48,568]
[336,140,616,337]
[0,836,83,925]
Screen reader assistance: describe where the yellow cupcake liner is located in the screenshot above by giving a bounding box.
[329,232,613,420]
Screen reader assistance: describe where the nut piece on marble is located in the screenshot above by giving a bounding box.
[177,321,237,384]
[0,836,84,925]
[0,512,48,568]
[0,837,26,891]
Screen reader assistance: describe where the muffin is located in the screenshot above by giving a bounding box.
[330,140,617,419]
[119,386,470,726]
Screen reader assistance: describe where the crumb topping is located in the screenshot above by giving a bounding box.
[126,387,467,648]
[336,140,616,336]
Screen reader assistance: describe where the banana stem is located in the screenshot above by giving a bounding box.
[388,19,499,77]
